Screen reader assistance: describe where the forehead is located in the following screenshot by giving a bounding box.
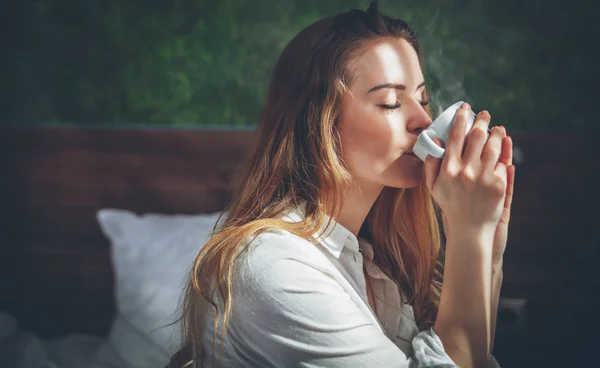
[349,38,424,89]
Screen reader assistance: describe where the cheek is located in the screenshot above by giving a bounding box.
[338,107,404,174]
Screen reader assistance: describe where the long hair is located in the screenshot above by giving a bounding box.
[169,2,444,366]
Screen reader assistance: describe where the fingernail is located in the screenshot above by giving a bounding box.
[501,126,506,134]
[460,102,471,111]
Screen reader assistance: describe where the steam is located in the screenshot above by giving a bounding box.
[419,11,524,167]
[420,7,472,117]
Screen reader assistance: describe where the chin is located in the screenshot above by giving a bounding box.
[380,171,424,189]
[382,157,425,188]
[385,178,422,189]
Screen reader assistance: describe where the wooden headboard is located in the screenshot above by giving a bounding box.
[1,126,598,366]
[0,127,254,337]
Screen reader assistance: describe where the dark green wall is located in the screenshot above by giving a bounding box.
[5,0,597,130]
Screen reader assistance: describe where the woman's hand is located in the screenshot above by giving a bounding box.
[424,103,508,244]
[491,127,515,270]
[426,103,510,366]
[439,125,515,269]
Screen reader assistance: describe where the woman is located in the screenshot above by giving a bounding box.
[171,2,514,367]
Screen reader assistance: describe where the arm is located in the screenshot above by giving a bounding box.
[433,227,496,368]
[488,130,514,356]
[490,260,503,353]
[439,216,504,366]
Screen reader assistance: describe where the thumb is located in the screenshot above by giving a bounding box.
[424,138,444,193]
[424,154,442,193]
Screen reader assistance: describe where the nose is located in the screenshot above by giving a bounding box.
[406,99,432,134]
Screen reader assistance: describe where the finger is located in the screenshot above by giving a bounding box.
[463,110,492,164]
[472,110,492,133]
[500,125,507,137]
[504,164,515,212]
[424,153,443,193]
[499,135,513,167]
[493,162,508,200]
[445,102,470,164]
[481,126,504,174]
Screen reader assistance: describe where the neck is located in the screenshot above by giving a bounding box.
[329,179,384,236]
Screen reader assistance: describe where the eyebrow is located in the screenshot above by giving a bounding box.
[367,80,426,93]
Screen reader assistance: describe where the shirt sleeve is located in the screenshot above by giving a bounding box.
[417,328,501,368]
[227,238,465,368]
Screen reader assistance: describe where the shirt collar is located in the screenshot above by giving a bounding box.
[281,203,358,259]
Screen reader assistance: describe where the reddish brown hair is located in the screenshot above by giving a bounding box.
[170,2,444,366]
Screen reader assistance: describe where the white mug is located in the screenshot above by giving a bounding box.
[413,101,477,162]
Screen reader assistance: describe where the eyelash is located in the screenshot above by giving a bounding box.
[378,100,430,110]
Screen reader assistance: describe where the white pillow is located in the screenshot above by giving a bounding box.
[95,209,222,368]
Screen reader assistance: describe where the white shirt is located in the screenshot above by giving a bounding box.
[201,207,500,367]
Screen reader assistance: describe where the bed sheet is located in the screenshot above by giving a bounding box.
[0,311,149,368]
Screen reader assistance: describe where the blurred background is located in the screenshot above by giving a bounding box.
[1,1,599,368]
[2,0,598,130]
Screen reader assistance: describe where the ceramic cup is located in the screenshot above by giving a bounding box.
[413,100,477,162]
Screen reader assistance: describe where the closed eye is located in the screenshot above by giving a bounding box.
[378,100,430,110]
[379,103,401,110]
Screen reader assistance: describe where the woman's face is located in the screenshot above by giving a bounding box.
[337,38,432,189]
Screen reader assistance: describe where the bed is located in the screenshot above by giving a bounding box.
[1,126,598,367]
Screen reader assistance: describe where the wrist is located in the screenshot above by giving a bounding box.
[445,221,497,239]
[445,224,496,253]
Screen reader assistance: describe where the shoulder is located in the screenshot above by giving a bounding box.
[232,228,340,301]
[241,228,331,272]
